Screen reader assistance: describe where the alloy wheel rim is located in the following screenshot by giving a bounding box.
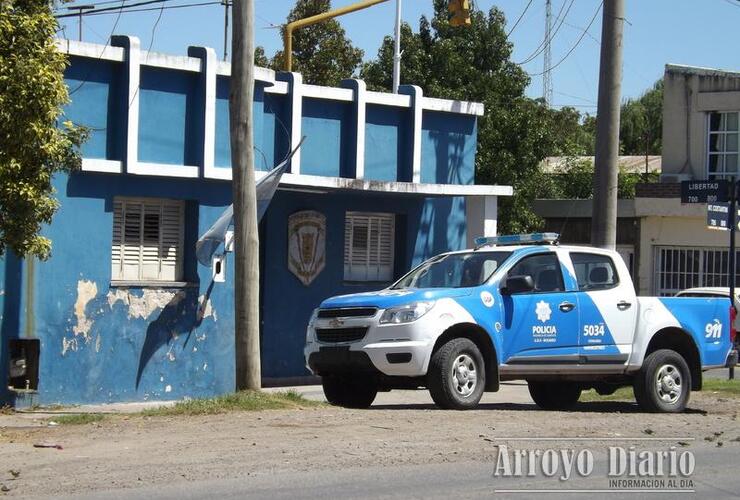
[451,354,477,397]
[655,363,682,405]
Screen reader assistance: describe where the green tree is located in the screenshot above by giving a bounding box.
[620,79,663,155]
[254,46,270,67]
[362,1,580,233]
[0,0,87,259]
[271,0,363,87]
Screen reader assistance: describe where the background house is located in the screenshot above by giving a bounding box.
[0,37,510,407]
[535,64,740,297]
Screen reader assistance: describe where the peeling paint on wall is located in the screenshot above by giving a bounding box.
[62,337,78,356]
[73,280,98,339]
[197,295,217,321]
[107,288,186,320]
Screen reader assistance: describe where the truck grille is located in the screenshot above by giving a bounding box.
[317,307,377,319]
[315,327,369,343]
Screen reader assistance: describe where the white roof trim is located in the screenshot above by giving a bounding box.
[422,96,484,116]
[141,51,202,72]
[366,91,412,108]
[302,84,353,102]
[252,172,513,197]
[55,39,125,62]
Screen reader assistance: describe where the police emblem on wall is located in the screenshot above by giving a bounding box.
[288,210,326,286]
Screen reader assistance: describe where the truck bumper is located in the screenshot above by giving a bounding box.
[726,349,739,368]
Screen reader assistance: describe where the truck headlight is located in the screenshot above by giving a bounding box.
[306,308,319,342]
[379,301,435,324]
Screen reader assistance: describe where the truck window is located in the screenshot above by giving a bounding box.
[570,252,619,291]
[392,251,511,289]
[506,253,564,292]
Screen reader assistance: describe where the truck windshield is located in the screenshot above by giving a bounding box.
[392,251,511,289]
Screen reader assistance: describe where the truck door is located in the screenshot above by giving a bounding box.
[499,252,580,364]
[568,251,637,364]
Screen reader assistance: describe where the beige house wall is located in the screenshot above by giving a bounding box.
[662,64,740,181]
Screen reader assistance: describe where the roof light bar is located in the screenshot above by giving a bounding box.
[474,232,559,249]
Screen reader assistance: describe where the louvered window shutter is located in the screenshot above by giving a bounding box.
[344,212,395,281]
[112,198,184,282]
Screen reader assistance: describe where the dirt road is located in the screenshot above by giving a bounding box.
[1,384,738,498]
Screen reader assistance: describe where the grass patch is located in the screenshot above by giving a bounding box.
[579,387,634,403]
[50,413,106,425]
[141,390,323,417]
[702,378,740,397]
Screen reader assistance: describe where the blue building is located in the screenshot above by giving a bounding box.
[0,37,511,406]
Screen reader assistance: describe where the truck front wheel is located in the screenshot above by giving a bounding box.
[634,349,690,413]
[428,338,486,410]
[321,375,378,409]
[528,381,582,410]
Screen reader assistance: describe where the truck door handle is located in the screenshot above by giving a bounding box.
[617,301,632,310]
[559,301,575,313]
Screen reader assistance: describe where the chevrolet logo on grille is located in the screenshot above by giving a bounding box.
[328,318,345,328]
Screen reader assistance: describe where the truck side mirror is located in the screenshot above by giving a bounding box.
[502,275,535,295]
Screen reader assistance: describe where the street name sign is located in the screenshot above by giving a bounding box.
[707,203,740,230]
[681,180,730,204]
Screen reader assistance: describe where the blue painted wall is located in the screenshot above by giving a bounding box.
[1,173,237,405]
[421,111,477,185]
[260,191,467,378]
[364,104,407,182]
[300,98,351,177]
[138,67,201,167]
[62,58,124,162]
[0,46,484,404]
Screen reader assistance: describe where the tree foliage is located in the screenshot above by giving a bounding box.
[0,0,87,259]
[362,1,584,233]
[619,79,662,155]
[270,0,363,87]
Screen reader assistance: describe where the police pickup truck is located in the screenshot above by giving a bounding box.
[305,233,738,412]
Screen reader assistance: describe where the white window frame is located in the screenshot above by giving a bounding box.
[707,111,740,179]
[344,211,395,282]
[653,245,740,296]
[111,197,185,285]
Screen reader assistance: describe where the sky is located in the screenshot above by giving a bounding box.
[56,0,740,112]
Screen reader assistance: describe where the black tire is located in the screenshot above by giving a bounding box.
[428,338,486,410]
[634,349,691,413]
[528,381,582,410]
[321,375,377,409]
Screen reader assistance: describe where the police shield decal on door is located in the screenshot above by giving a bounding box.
[568,252,636,364]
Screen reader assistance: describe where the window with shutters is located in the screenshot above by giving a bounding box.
[111,197,185,283]
[344,212,395,282]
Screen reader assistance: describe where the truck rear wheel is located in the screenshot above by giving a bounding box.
[321,375,377,409]
[528,381,581,410]
[428,338,486,410]
[634,349,690,413]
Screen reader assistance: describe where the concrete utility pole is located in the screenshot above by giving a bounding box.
[230,0,261,390]
[392,0,402,93]
[222,0,231,61]
[591,0,624,250]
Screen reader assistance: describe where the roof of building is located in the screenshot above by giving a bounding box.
[665,63,740,79]
[540,156,661,174]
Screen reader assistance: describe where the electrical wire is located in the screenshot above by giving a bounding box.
[516,0,574,65]
[55,0,174,18]
[67,0,127,96]
[67,0,219,17]
[528,2,603,77]
[506,0,534,37]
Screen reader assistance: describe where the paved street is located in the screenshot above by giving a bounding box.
[2,381,739,499]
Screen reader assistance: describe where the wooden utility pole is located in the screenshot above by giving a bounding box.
[230,0,261,390]
[591,0,624,250]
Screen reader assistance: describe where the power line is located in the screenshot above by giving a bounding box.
[506,0,534,37]
[529,1,603,77]
[55,0,174,18]
[516,0,574,65]
[73,0,218,17]
[67,0,127,96]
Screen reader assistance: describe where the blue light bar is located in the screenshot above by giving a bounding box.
[474,232,559,248]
